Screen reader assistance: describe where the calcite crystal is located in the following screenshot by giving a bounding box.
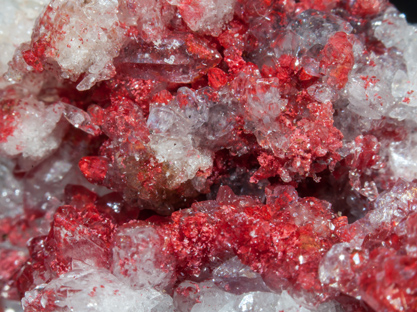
[1,0,417,311]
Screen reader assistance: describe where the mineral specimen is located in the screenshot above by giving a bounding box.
[1,0,417,311]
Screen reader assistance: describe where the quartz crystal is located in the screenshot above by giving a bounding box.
[1,0,417,311]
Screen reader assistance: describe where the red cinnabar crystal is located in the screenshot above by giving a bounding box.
[0,0,416,311]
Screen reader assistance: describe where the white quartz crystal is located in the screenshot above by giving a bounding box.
[212,256,271,294]
[389,132,417,182]
[112,226,175,291]
[0,97,65,167]
[274,11,352,58]
[346,63,395,119]
[344,7,417,121]
[149,133,213,187]
[318,242,355,289]
[118,0,175,42]
[245,78,286,124]
[39,0,124,90]
[6,0,166,91]
[147,88,214,188]
[369,180,417,229]
[0,0,48,74]
[174,280,341,312]
[22,268,174,312]
[167,0,236,36]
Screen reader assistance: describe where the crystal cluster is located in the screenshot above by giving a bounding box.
[1,0,417,311]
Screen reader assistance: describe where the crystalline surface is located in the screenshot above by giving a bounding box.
[373,8,417,110]
[115,35,221,83]
[174,280,341,312]
[0,0,48,74]
[112,224,175,290]
[0,94,65,167]
[22,267,174,312]
[212,256,271,294]
[388,132,417,182]
[147,87,215,187]
[1,0,417,311]
[168,0,236,36]
[319,181,417,310]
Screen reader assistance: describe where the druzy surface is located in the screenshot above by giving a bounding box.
[0,0,417,311]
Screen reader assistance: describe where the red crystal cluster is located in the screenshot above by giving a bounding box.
[1,0,417,311]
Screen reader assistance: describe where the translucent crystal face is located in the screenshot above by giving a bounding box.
[1,0,417,311]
